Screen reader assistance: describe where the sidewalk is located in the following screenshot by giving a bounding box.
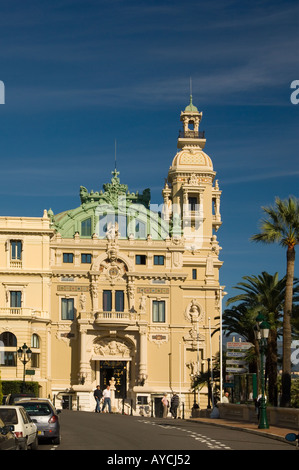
[189,416,298,445]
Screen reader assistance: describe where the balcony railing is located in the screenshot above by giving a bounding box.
[178,130,205,139]
[10,260,22,268]
[0,308,49,318]
[94,311,133,323]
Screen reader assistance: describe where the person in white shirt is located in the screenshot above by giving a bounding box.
[222,392,230,403]
[102,385,112,413]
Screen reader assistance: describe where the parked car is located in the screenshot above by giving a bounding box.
[15,399,61,445]
[5,393,36,405]
[0,417,19,450]
[18,397,56,407]
[0,406,38,450]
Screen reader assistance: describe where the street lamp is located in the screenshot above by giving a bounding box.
[17,343,32,392]
[254,313,270,429]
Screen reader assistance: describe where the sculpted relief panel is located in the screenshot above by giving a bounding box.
[93,338,134,358]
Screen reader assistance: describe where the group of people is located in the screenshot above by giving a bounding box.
[94,385,181,418]
[93,385,112,413]
[161,392,180,419]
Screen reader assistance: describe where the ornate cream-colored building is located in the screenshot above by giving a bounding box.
[0,98,223,415]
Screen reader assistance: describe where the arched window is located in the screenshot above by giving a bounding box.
[0,332,17,366]
[0,331,17,347]
[31,334,40,349]
[31,334,40,368]
[81,218,92,237]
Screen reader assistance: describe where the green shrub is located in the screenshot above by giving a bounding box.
[1,381,39,397]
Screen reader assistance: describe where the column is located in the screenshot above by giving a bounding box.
[138,325,148,385]
[79,325,90,384]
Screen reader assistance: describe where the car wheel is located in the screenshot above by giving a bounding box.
[52,436,61,445]
[30,435,38,450]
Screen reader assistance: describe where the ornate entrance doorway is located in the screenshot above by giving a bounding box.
[100,360,127,399]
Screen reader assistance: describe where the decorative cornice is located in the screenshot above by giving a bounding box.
[127,271,187,281]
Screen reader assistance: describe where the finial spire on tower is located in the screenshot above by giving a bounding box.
[189,77,194,107]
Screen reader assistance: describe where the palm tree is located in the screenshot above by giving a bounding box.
[251,196,299,407]
[226,272,292,405]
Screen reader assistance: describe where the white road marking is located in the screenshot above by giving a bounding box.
[138,420,231,450]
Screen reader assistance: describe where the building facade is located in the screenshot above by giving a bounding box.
[0,98,223,415]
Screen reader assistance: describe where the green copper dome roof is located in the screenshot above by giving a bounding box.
[184,95,199,112]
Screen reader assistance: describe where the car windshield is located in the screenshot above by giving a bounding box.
[0,409,18,424]
[19,402,52,416]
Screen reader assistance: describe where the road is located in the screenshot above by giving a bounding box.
[36,410,295,454]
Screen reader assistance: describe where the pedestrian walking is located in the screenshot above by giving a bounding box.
[161,393,169,418]
[170,392,180,419]
[102,385,112,413]
[93,385,102,412]
[255,394,267,420]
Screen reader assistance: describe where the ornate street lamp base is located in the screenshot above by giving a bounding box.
[258,410,269,429]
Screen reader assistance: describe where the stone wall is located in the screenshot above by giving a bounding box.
[217,403,299,428]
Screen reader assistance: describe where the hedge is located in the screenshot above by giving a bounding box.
[1,381,39,397]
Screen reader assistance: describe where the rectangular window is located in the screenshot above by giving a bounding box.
[103,290,112,312]
[11,240,22,260]
[10,291,21,308]
[31,353,40,368]
[1,352,17,367]
[137,396,148,405]
[115,291,124,312]
[188,197,197,211]
[81,253,92,264]
[136,255,146,265]
[81,218,92,237]
[192,269,197,280]
[63,253,74,263]
[154,255,165,265]
[152,300,165,323]
[61,298,75,320]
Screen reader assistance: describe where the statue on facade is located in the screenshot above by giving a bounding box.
[106,222,119,240]
[139,294,146,313]
[79,293,86,311]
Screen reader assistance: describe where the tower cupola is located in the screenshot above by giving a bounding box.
[178,95,206,150]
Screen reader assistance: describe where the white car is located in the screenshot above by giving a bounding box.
[0,405,38,450]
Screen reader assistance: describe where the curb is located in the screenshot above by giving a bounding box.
[186,419,297,446]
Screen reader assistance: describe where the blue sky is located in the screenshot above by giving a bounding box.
[0,0,298,302]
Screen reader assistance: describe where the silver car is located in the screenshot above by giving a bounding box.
[16,399,61,445]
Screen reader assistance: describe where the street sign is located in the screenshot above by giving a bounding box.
[225,342,252,375]
[25,370,35,375]
[226,367,248,373]
[226,342,253,349]
[227,351,246,357]
[226,359,247,365]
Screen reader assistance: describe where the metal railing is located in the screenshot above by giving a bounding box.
[178,130,205,139]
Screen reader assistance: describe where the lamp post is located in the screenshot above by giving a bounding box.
[17,343,32,392]
[207,358,212,409]
[254,313,270,429]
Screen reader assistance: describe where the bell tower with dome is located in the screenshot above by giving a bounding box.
[163,95,222,252]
